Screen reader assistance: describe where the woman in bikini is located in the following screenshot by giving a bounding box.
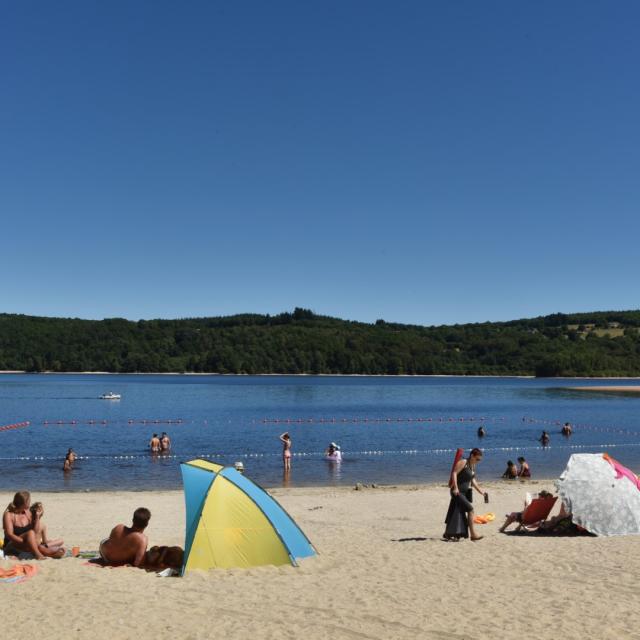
[2,491,65,559]
[280,432,292,471]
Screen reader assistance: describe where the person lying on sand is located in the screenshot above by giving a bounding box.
[2,491,66,559]
[99,508,151,567]
[143,545,184,572]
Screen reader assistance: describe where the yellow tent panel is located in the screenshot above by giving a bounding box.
[185,475,291,570]
[187,459,225,473]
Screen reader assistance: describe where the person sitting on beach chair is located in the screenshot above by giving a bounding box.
[99,507,151,567]
[499,491,557,533]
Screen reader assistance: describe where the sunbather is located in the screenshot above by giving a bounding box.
[499,490,554,532]
[143,545,184,572]
[2,491,65,559]
[99,507,151,567]
[537,503,571,531]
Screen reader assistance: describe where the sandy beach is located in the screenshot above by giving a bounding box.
[2,481,639,640]
[568,386,640,394]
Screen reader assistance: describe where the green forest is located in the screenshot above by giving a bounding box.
[2,308,640,376]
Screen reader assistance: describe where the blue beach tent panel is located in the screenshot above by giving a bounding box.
[181,463,216,562]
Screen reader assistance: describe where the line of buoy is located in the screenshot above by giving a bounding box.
[0,421,30,432]
[259,416,506,424]
[1,441,639,463]
[42,419,185,426]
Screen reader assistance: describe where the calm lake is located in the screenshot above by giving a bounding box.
[1,374,639,490]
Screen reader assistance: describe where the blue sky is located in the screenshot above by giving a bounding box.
[2,2,639,326]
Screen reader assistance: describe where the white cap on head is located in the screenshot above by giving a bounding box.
[234,461,244,471]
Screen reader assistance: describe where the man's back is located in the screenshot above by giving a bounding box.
[101,524,148,566]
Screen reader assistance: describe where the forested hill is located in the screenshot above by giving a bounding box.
[2,308,640,376]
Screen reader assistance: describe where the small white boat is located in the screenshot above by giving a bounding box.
[99,392,121,400]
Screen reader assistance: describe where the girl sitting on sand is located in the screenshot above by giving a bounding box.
[2,491,65,559]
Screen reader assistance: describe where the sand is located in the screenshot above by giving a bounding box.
[568,386,640,394]
[2,482,639,640]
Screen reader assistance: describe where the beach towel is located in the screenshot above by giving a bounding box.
[505,518,593,537]
[473,512,495,524]
[0,564,38,584]
[64,549,98,559]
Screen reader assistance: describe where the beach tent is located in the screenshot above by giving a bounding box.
[180,459,316,573]
[555,453,640,536]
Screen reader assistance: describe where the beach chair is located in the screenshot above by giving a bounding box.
[519,496,557,531]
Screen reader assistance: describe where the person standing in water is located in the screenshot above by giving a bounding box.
[443,448,487,541]
[149,434,161,453]
[477,425,486,438]
[279,432,292,471]
[160,432,171,452]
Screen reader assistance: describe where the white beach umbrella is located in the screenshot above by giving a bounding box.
[555,453,640,536]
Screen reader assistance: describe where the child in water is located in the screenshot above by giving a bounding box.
[502,460,518,479]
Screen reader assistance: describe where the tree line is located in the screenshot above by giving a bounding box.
[1,308,640,376]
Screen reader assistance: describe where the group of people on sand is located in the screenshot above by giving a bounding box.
[3,491,183,571]
[149,432,172,453]
[443,448,571,542]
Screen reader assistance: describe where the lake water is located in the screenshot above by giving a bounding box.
[1,374,639,491]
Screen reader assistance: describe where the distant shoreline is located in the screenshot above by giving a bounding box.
[3,370,640,380]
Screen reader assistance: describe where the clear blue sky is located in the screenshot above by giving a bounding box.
[2,2,639,326]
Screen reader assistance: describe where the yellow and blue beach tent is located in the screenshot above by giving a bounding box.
[180,459,317,573]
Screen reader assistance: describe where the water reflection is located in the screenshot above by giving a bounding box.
[324,458,343,483]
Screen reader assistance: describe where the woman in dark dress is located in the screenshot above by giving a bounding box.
[443,448,487,541]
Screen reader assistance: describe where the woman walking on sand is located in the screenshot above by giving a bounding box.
[280,432,292,471]
[443,448,487,541]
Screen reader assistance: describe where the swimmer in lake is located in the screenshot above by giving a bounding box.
[149,433,161,453]
[160,432,171,452]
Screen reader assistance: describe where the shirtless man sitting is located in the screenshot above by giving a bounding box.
[99,507,151,567]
